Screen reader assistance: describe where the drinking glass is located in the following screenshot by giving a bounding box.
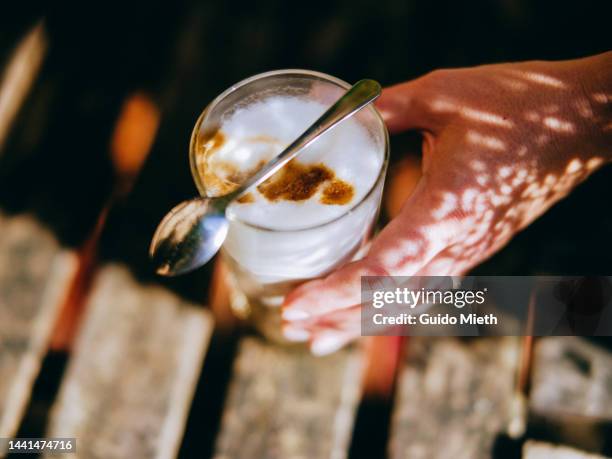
[190,69,389,342]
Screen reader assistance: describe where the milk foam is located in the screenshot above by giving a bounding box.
[200,97,383,230]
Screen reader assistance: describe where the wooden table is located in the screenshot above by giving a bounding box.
[2,213,612,458]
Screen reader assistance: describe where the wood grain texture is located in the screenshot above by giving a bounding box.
[523,440,609,458]
[214,337,364,459]
[45,264,213,459]
[0,212,77,438]
[389,337,519,459]
[530,337,612,421]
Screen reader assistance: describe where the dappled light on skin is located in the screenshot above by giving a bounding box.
[507,70,567,89]
[430,98,514,128]
[429,97,456,113]
[566,158,583,174]
[376,217,459,276]
[459,188,479,211]
[498,166,512,178]
[574,98,595,118]
[466,130,507,150]
[592,93,610,104]
[406,151,606,277]
[431,191,458,220]
[586,157,604,170]
[378,236,428,276]
[381,239,423,268]
[476,174,490,186]
[543,116,575,133]
[416,152,604,275]
[281,53,612,354]
[461,107,514,128]
[497,76,528,92]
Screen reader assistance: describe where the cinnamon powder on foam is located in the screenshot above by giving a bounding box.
[197,128,354,206]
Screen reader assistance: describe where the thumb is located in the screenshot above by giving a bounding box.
[282,182,456,321]
[375,78,433,133]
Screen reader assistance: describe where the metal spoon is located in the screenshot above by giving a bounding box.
[150,79,381,276]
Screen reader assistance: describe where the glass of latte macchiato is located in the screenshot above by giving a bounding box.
[190,69,389,342]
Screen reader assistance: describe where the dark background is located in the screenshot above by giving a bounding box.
[1,0,610,294]
[1,1,610,458]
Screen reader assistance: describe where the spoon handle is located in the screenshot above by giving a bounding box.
[224,79,381,202]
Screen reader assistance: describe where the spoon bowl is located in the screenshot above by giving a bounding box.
[150,197,229,276]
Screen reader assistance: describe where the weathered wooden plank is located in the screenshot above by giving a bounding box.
[389,337,519,459]
[523,440,609,458]
[45,264,213,459]
[0,212,77,438]
[0,22,47,153]
[530,337,612,421]
[213,337,364,459]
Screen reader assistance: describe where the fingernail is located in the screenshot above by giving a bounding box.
[283,326,310,342]
[311,334,345,356]
[282,308,309,321]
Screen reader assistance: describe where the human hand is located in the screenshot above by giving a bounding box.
[282,52,612,355]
